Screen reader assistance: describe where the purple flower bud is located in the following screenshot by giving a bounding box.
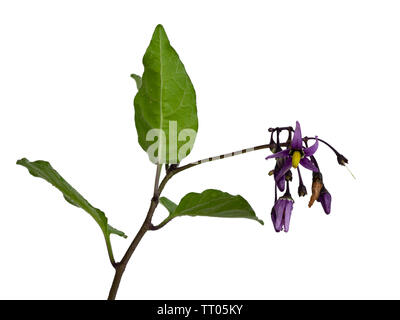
[317,187,331,214]
[271,195,294,232]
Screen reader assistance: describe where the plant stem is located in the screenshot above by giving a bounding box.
[108,140,293,299]
[105,236,116,268]
[305,136,340,156]
[175,142,289,173]
[107,164,162,300]
[149,216,173,230]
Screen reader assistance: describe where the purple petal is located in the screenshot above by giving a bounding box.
[304,137,319,157]
[300,157,319,172]
[275,157,292,181]
[291,121,303,150]
[319,192,332,214]
[276,176,285,192]
[270,207,277,229]
[271,210,282,233]
[265,149,290,160]
[271,206,276,225]
[273,200,286,232]
[283,201,293,232]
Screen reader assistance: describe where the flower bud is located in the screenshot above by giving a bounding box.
[336,154,348,166]
[271,195,294,232]
[269,134,278,154]
[285,170,293,181]
[317,187,331,214]
[298,184,307,197]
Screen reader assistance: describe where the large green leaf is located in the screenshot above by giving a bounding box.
[17,158,126,262]
[134,24,198,164]
[159,189,264,225]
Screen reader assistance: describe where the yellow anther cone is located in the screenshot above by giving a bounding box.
[292,151,301,168]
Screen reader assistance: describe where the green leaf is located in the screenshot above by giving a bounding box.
[159,189,264,225]
[134,24,198,164]
[130,73,142,90]
[17,158,127,263]
[159,196,178,215]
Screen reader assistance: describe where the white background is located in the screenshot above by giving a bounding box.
[1,0,399,299]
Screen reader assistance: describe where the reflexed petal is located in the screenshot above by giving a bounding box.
[273,199,286,232]
[283,201,294,232]
[291,121,303,150]
[276,176,285,192]
[304,137,319,156]
[265,149,290,160]
[275,157,292,181]
[300,157,319,172]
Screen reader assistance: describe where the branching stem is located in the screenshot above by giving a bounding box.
[107,136,346,299]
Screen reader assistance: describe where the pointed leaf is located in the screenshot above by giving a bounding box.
[17,158,127,261]
[134,24,198,164]
[161,190,263,225]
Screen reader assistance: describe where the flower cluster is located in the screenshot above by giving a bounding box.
[266,121,348,232]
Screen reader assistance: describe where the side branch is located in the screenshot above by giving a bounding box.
[171,141,289,175]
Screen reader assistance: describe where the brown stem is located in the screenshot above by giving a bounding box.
[149,216,174,231]
[107,165,162,300]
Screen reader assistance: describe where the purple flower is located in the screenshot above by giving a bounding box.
[318,187,331,214]
[271,195,294,232]
[266,121,319,183]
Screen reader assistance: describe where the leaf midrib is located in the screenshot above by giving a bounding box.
[158,29,163,163]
